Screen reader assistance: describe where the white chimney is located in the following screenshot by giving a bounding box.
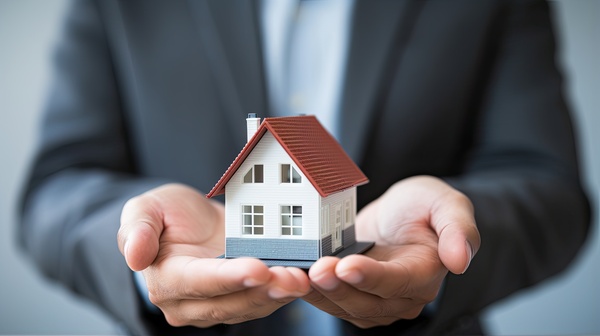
[246,113,261,142]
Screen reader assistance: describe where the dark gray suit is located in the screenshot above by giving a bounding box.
[20,0,590,335]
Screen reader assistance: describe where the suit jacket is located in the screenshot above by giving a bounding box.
[20,0,590,335]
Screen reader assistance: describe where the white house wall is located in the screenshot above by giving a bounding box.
[318,187,357,256]
[225,131,320,240]
[320,187,356,237]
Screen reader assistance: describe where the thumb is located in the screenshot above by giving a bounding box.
[432,191,481,275]
[118,195,163,271]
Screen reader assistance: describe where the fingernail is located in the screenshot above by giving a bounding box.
[339,269,363,285]
[314,275,340,291]
[268,287,293,299]
[243,278,263,288]
[462,240,474,274]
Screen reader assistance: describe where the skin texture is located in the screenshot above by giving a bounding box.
[118,184,311,328]
[117,176,480,328]
[306,176,480,328]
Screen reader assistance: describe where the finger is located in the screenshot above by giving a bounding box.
[336,252,443,302]
[162,266,309,327]
[267,267,311,299]
[304,257,346,312]
[166,284,296,327]
[152,259,309,303]
[336,254,410,299]
[431,190,481,274]
[118,195,164,271]
[287,266,311,287]
[176,257,272,300]
[308,256,343,290]
[309,257,397,312]
[310,258,416,325]
[311,281,415,325]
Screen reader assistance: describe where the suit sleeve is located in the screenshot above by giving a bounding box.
[432,1,591,330]
[18,1,166,334]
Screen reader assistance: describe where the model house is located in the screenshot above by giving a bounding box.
[207,114,372,268]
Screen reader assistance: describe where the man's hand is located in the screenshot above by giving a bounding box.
[304,176,481,328]
[117,184,311,328]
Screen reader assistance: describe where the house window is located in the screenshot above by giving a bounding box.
[281,164,301,183]
[242,205,264,235]
[344,199,352,225]
[281,205,302,236]
[243,165,264,183]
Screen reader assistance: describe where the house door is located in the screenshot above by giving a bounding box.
[333,204,342,251]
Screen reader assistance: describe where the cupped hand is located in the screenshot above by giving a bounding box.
[304,176,481,328]
[117,184,311,328]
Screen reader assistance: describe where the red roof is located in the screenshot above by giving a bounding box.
[206,115,368,198]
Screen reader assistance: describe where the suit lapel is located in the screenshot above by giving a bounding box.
[187,0,268,146]
[340,0,421,164]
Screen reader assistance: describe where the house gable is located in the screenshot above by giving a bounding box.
[224,131,320,240]
[207,115,368,199]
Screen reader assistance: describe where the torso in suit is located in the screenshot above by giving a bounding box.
[20,0,590,335]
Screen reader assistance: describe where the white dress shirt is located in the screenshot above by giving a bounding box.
[261,0,354,139]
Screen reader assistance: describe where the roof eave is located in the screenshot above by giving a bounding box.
[206,124,268,198]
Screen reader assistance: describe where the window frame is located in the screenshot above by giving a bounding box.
[344,199,352,225]
[242,205,264,235]
[280,164,302,184]
[243,164,264,183]
[280,205,303,236]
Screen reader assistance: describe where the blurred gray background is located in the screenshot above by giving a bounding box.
[0,0,597,334]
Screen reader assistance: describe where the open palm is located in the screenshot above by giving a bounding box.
[304,176,480,328]
[118,184,311,328]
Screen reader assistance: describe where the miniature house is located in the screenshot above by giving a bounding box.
[207,114,372,268]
